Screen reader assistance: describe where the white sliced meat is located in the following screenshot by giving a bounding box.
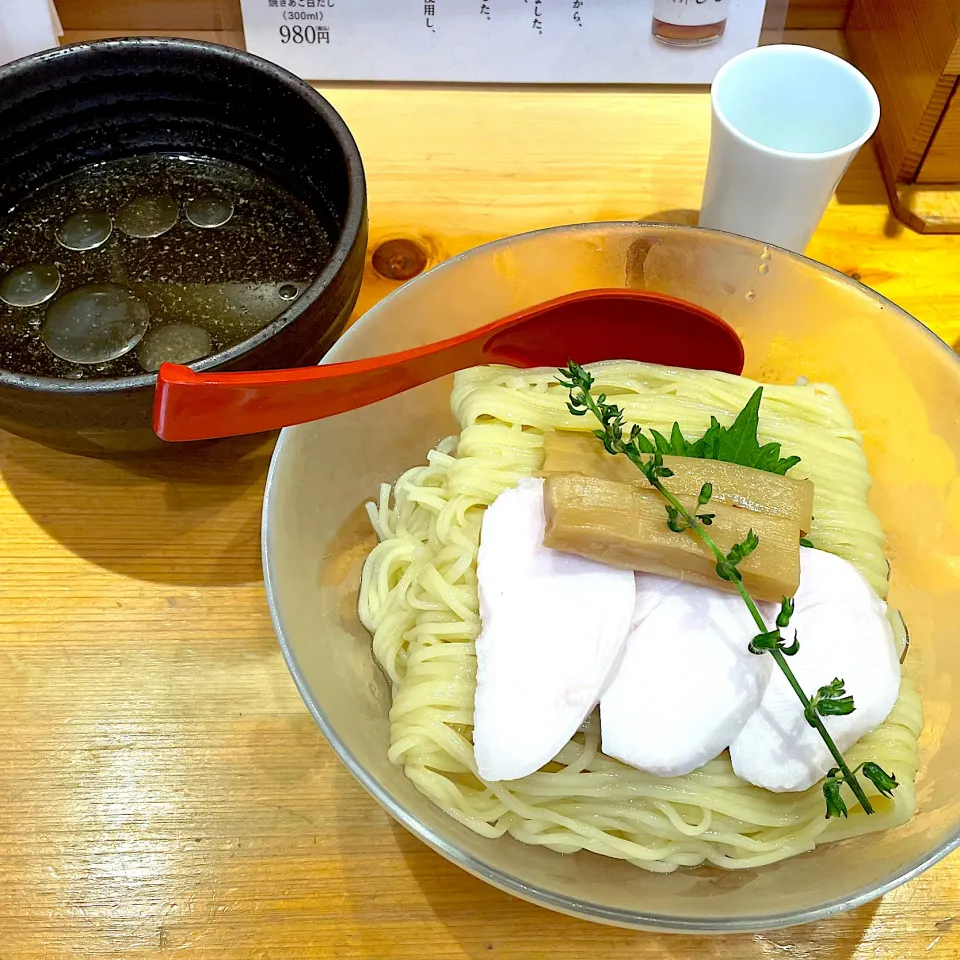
[630,571,684,628]
[789,545,880,614]
[600,577,776,778]
[472,477,635,783]
[729,547,900,792]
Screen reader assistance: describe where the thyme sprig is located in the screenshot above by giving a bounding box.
[558,361,897,819]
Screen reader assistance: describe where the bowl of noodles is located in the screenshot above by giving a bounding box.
[262,222,959,931]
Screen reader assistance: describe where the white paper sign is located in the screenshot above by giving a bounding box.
[240,0,766,84]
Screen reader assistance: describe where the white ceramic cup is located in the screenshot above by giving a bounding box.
[698,44,880,253]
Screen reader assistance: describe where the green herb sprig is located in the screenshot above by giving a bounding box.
[558,361,897,819]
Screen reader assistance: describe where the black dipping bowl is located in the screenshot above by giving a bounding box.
[0,37,367,455]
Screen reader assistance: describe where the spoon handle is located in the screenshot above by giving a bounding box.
[153,325,496,442]
[152,288,743,443]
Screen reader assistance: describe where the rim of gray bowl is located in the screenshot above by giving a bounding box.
[262,220,960,933]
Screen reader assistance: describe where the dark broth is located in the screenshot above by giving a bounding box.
[0,154,332,378]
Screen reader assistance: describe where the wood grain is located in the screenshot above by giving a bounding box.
[945,35,960,75]
[61,28,245,46]
[55,0,243,32]
[847,0,960,182]
[918,80,960,183]
[6,36,960,960]
[784,0,851,30]
[888,179,960,233]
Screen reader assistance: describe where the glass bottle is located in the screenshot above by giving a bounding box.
[652,0,729,47]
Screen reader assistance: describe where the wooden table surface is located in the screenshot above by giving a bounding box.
[3,74,960,960]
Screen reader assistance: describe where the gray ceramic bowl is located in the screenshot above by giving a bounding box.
[0,37,367,455]
[262,222,960,931]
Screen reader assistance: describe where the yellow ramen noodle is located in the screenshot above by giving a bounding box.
[358,361,922,872]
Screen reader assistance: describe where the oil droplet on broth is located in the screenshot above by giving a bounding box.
[0,263,61,307]
[42,283,149,363]
[745,290,756,303]
[130,281,307,343]
[758,262,770,276]
[56,210,113,251]
[0,154,332,379]
[138,323,212,372]
[185,194,234,229]
[116,196,179,239]
[760,247,771,262]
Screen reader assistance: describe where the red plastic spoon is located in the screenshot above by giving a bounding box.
[153,288,744,442]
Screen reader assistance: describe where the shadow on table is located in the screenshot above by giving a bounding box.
[836,143,890,207]
[0,429,275,586]
[632,145,904,240]
[329,811,879,960]
[636,208,699,226]
[835,144,906,239]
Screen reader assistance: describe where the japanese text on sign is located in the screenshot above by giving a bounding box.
[240,0,767,84]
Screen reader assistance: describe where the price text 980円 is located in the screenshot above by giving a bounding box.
[279,25,329,43]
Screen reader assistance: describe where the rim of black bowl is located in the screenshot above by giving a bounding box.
[264,220,960,934]
[0,36,366,394]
